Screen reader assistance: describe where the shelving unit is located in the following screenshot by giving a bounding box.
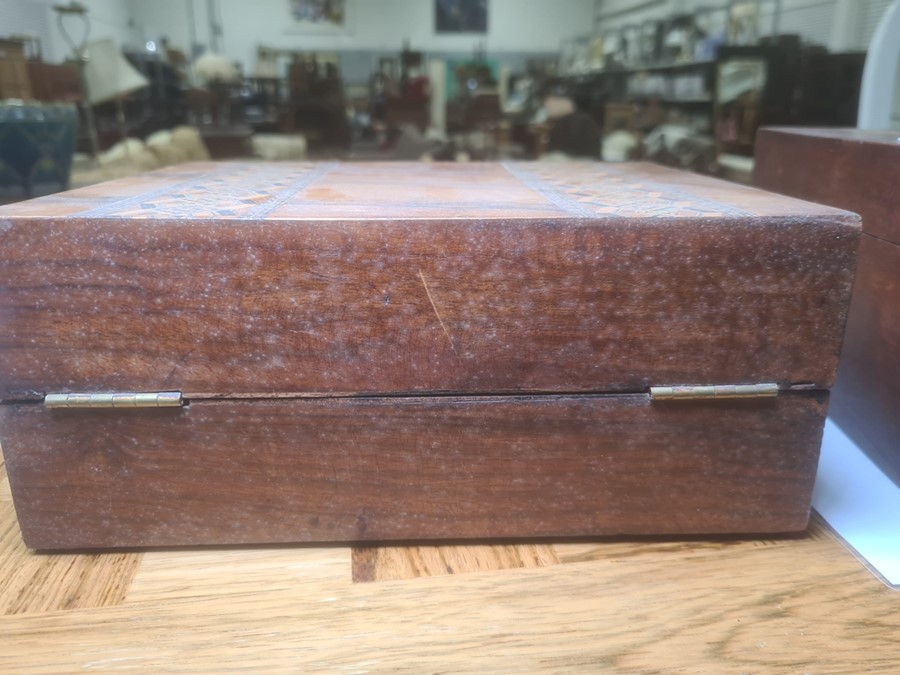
[552,39,865,175]
[556,58,718,137]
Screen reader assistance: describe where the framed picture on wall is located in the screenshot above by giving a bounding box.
[435,0,488,34]
[287,0,352,34]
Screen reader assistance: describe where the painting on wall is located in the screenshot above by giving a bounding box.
[288,0,349,33]
[435,0,488,33]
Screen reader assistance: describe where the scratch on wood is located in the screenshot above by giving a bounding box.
[418,269,459,358]
[164,348,195,386]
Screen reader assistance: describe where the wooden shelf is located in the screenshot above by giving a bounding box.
[626,96,713,104]
[562,59,716,79]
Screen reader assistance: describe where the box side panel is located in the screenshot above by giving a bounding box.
[754,127,899,486]
[0,216,858,396]
[829,236,900,487]
[1,394,826,549]
[754,128,899,245]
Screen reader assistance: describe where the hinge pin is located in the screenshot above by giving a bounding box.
[650,383,779,401]
[44,392,183,409]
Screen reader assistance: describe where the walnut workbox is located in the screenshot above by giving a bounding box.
[754,127,900,489]
[0,161,859,549]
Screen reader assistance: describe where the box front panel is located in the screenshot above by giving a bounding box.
[0,215,857,397]
[1,393,826,549]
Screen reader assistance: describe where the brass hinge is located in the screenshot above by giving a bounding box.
[43,391,183,409]
[650,383,779,401]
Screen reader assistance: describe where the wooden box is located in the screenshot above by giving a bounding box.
[754,127,900,487]
[0,161,859,549]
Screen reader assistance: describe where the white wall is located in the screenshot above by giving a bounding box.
[130,0,595,73]
[126,0,201,58]
[0,0,49,55]
[71,0,135,50]
[0,0,136,62]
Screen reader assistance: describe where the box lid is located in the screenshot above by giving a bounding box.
[0,161,859,399]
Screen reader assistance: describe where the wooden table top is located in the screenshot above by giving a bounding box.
[1,449,897,672]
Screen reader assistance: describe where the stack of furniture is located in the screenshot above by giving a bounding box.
[0,38,33,100]
[284,54,350,151]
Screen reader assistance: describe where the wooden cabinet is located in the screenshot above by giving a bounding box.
[0,39,32,100]
[754,127,900,488]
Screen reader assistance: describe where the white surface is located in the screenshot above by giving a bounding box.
[858,0,900,129]
[812,418,900,587]
[23,0,134,64]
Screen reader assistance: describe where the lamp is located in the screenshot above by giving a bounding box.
[54,1,99,159]
[81,38,149,150]
[55,4,148,158]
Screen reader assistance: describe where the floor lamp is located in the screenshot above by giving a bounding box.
[54,1,100,159]
[81,39,149,152]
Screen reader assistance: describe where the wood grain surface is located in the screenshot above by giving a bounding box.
[1,451,898,673]
[830,236,900,487]
[2,393,826,548]
[351,543,560,582]
[754,127,900,487]
[754,127,900,244]
[0,162,858,398]
[0,508,142,614]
